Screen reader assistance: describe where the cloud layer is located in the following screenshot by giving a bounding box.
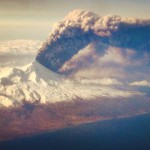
[0,40,42,67]
[36,9,150,81]
[130,80,150,87]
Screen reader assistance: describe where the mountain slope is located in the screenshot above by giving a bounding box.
[0,61,142,107]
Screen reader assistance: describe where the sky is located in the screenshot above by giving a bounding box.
[0,0,150,41]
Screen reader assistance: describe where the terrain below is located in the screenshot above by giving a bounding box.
[0,97,150,141]
[0,113,150,150]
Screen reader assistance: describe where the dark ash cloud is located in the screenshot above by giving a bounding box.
[36,9,150,80]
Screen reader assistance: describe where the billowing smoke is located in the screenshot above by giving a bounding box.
[36,9,150,80]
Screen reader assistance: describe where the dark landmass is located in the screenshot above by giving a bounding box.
[0,97,150,141]
[0,113,150,150]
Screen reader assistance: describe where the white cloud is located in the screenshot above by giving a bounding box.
[73,66,126,79]
[0,40,42,55]
[130,80,150,87]
[0,39,42,67]
[79,78,123,85]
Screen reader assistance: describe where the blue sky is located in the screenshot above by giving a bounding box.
[0,0,150,41]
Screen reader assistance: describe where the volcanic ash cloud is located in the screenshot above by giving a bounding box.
[36,9,150,80]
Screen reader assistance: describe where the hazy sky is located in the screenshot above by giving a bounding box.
[0,0,150,41]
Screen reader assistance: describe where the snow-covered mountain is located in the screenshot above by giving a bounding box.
[0,61,142,107]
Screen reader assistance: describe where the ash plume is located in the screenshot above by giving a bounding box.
[36,9,150,78]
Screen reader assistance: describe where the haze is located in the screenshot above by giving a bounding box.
[0,0,150,41]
